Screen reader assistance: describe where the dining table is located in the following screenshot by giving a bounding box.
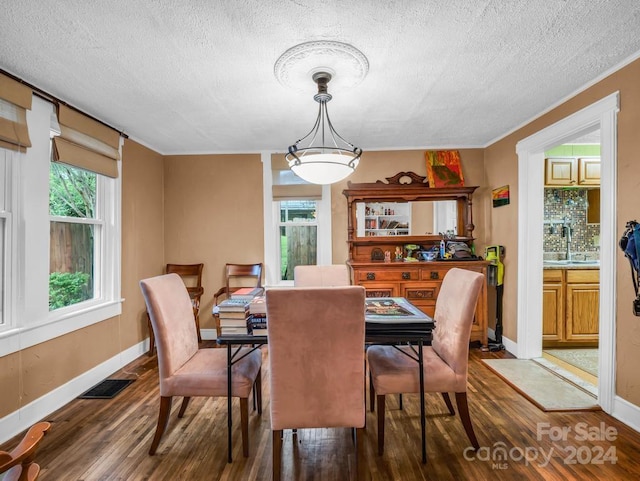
[216,296,435,463]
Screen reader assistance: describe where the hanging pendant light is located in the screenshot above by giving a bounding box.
[285,72,362,185]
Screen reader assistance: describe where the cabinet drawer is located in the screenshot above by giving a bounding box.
[402,282,439,302]
[419,268,448,281]
[543,270,563,282]
[566,269,599,283]
[358,282,399,298]
[354,269,418,282]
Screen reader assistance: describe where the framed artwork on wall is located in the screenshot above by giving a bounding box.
[492,185,510,207]
[425,150,465,187]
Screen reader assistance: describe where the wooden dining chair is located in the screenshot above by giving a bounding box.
[366,267,484,456]
[293,264,351,286]
[213,263,263,336]
[214,263,263,304]
[266,286,366,481]
[148,263,204,355]
[0,421,51,481]
[140,273,262,457]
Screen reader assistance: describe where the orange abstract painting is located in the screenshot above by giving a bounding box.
[425,150,465,187]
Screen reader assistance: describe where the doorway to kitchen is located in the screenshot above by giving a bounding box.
[541,132,601,392]
[515,92,618,414]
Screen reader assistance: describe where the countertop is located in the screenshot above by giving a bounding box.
[543,261,600,270]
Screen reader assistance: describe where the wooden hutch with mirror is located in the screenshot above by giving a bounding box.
[343,172,489,348]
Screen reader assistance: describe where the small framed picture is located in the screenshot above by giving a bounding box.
[492,185,510,207]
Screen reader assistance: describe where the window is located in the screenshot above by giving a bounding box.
[262,153,332,286]
[49,162,98,310]
[278,200,317,281]
[0,96,121,356]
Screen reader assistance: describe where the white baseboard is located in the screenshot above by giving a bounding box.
[500,335,518,357]
[613,395,640,433]
[487,328,518,357]
[0,339,148,444]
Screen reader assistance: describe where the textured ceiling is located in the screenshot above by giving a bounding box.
[2,0,640,155]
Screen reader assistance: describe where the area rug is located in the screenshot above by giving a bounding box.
[543,348,598,377]
[78,379,134,399]
[482,359,600,412]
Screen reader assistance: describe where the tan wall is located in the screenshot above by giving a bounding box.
[329,149,486,264]
[121,139,166,344]
[163,154,263,329]
[0,138,165,420]
[484,58,640,405]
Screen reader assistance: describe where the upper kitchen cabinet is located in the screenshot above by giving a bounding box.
[544,157,600,186]
[577,158,601,185]
[545,157,577,186]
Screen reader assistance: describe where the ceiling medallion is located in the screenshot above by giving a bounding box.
[274,40,369,93]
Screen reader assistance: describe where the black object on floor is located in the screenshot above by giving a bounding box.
[78,379,134,399]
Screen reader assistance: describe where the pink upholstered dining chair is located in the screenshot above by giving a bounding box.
[293,264,351,286]
[140,273,262,457]
[366,267,484,456]
[267,286,366,481]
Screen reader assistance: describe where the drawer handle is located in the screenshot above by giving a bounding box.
[430,272,439,280]
[402,272,410,280]
[366,272,376,281]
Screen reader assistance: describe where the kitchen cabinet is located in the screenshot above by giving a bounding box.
[587,189,600,224]
[542,270,563,342]
[543,268,599,346]
[350,261,488,347]
[545,158,578,186]
[578,158,601,185]
[544,157,600,186]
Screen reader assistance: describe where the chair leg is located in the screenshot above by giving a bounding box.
[149,396,172,455]
[255,369,263,414]
[455,392,479,450]
[398,393,403,410]
[376,394,386,456]
[354,427,366,481]
[441,392,455,415]
[240,398,250,457]
[240,397,249,458]
[193,308,202,343]
[272,429,283,481]
[369,372,375,412]
[147,313,155,356]
[178,397,190,418]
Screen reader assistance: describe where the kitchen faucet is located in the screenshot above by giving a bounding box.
[562,218,572,262]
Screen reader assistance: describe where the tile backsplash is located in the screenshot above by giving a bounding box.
[543,188,600,259]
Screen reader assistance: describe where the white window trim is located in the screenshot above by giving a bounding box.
[0,96,122,358]
[262,152,332,286]
[0,149,15,332]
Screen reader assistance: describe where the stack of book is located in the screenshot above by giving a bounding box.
[230,287,263,301]
[247,295,267,336]
[217,298,250,335]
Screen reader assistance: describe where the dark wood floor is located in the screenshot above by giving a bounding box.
[4,343,640,480]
